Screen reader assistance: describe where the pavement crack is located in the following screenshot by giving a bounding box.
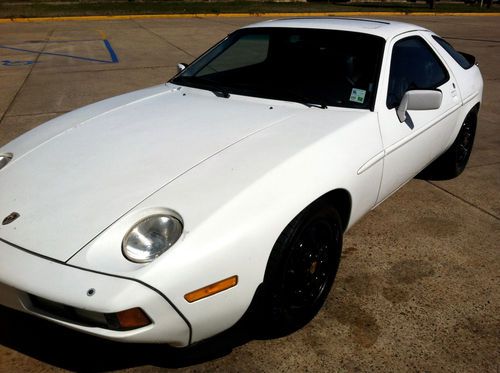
[467,161,500,169]
[195,16,244,27]
[426,180,500,221]
[4,110,68,119]
[36,64,174,76]
[131,19,195,58]
[444,36,500,44]
[0,28,55,125]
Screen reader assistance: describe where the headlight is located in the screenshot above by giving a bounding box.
[122,214,183,263]
[0,153,13,170]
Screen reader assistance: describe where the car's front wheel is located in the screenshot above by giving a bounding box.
[260,203,343,335]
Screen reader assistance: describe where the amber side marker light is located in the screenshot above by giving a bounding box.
[184,275,238,303]
[115,307,151,330]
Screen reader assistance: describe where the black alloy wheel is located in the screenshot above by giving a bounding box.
[260,203,343,335]
[283,218,337,309]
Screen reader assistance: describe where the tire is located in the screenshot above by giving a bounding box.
[418,111,477,181]
[260,203,343,336]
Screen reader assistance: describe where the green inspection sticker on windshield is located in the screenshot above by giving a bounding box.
[349,88,366,104]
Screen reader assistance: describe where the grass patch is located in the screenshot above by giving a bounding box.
[0,1,498,18]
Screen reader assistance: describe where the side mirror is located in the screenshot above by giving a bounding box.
[177,63,188,73]
[397,90,443,123]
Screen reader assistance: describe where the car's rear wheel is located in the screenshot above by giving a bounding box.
[418,111,477,180]
[260,203,343,335]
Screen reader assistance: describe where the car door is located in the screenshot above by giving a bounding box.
[376,33,461,203]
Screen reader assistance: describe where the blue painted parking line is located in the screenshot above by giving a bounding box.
[103,39,119,63]
[0,39,119,65]
[1,60,36,66]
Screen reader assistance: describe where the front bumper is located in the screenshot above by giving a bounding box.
[0,238,190,346]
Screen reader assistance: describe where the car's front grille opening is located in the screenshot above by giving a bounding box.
[28,294,151,331]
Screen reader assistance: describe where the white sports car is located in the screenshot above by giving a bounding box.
[0,18,483,347]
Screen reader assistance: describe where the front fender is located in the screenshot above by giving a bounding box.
[70,107,384,343]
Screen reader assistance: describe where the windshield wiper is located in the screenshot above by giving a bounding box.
[173,76,230,98]
[301,102,328,109]
[212,89,230,98]
[196,76,231,98]
[283,91,328,109]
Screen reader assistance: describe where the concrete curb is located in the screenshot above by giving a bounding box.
[0,11,499,23]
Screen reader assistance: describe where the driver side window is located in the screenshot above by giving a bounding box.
[387,36,449,109]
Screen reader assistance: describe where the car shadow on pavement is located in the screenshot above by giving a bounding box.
[0,304,273,371]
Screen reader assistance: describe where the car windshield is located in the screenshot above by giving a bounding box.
[171,27,385,109]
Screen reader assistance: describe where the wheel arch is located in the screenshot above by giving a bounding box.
[251,187,349,335]
[469,102,480,117]
[306,188,352,232]
[461,100,480,126]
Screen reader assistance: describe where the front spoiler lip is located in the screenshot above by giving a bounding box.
[0,237,192,345]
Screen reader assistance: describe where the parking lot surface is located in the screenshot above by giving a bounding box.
[0,15,498,372]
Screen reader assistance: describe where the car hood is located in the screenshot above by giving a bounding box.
[0,84,297,262]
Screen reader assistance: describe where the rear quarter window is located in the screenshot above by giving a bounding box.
[432,36,474,69]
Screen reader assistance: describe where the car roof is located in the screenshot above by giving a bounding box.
[243,17,428,39]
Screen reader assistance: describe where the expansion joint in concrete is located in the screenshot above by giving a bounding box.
[427,180,499,221]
